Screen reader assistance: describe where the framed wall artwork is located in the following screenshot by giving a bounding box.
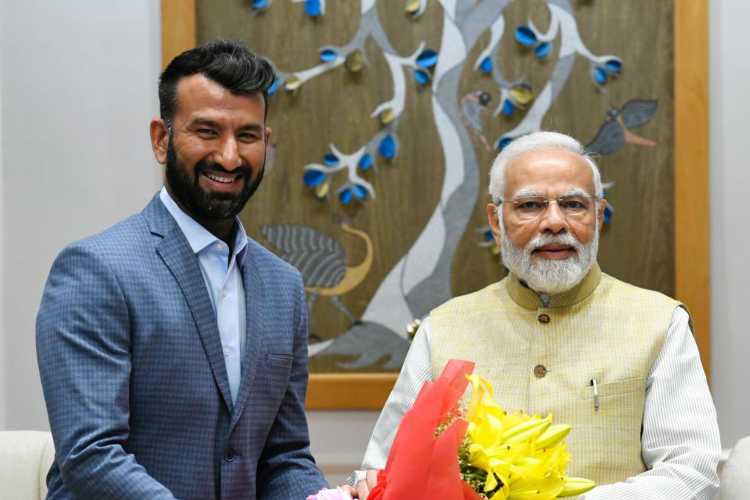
[161,0,709,409]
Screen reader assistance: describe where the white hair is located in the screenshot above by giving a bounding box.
[488,131,603,202]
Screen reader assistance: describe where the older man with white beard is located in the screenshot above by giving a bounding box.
[353,131,721,499]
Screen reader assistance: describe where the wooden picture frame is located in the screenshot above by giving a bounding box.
[160,0,710,410]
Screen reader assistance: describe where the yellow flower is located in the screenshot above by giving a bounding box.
[462,374,596,499]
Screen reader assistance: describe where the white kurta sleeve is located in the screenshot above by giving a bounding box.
[580,307,721,499]
[360,319,434,469]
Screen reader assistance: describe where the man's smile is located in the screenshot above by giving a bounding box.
[199,169,246,193]
[204,171,237,184]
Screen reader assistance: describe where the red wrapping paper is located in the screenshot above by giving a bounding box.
[368,360,482,500]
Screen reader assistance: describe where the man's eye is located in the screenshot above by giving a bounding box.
[518,201,545,210]
[197,128,218,137]
[238,133,259,143]
[560,200,586,210]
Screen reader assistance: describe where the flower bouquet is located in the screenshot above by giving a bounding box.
[368,360,595,500]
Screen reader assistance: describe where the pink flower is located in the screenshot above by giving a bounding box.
[306,487,353,500]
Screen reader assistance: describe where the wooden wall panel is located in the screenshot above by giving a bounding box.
[161,0,196,69]
[674,0,710,376]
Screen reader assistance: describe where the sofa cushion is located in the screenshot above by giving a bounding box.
[0,431,55,500]
[720,436,750,499]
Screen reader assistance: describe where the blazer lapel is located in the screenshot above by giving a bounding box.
[145,195,234,413]
[229,245,263,431]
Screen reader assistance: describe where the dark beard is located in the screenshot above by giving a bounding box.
[165,139,265,221]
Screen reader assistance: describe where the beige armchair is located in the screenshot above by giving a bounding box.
[719,435,750,499]
[0,431,55,500]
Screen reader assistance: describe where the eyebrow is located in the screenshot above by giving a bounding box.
[187,118,264,133]
[560,188,593,198]
[236,123,264,134]
[510,187,594,201]
[188,118,220,129]
[510,188,545,200]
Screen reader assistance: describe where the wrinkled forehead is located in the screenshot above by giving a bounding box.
[504,148,594,199]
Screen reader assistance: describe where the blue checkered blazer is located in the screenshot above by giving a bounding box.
[36,195,327,499]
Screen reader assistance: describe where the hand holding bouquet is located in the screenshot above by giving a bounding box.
[307,487,353,500]
[367,360,595,500]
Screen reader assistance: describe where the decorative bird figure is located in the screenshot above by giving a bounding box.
[586,99,658,156]
[260,221,374,325]
[461,90,493,152]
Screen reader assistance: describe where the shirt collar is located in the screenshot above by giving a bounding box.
[159,187,248,262]
[506,263,602,310]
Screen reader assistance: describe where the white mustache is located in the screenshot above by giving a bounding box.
[526,232,583,255]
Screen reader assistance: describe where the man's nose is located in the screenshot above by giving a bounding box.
[215,136,242,170]
[539,201,568,234]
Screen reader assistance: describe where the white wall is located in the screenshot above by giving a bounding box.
[0,0,748,483]
[307,411,377,484]
[0,0,162,430]
[0,0,6,431]
[709,0,750,450]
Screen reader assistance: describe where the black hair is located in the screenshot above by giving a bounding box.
[158,40,276,126]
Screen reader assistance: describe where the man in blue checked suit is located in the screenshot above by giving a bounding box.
[36,40,327,499]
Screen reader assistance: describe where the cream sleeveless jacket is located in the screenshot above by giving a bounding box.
[429,264,681,485]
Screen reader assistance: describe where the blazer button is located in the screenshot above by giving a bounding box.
[533,364,548,378]
[224,448,236,462]
[538,313,550,324]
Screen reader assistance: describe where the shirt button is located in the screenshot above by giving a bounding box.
[538,313,550,324]
[224,448,236,462]
[534,364,548,378]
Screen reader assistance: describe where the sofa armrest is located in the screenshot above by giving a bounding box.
[0,431,55,500]
[719,436,750,499]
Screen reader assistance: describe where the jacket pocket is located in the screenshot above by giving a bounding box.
[263,352,293,389]
[266,352,293,366]
[578,376,643,399]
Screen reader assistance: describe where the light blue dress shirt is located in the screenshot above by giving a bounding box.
[159,188,247,404]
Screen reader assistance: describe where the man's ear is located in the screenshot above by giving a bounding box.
[264,126,272,145]
[597,197,607,229]
[486,202,503,246]
[149,118,169,165]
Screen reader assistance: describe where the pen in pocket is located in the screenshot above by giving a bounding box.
[589,378,600,412]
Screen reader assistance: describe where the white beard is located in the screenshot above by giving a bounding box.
[500,220,599,295]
